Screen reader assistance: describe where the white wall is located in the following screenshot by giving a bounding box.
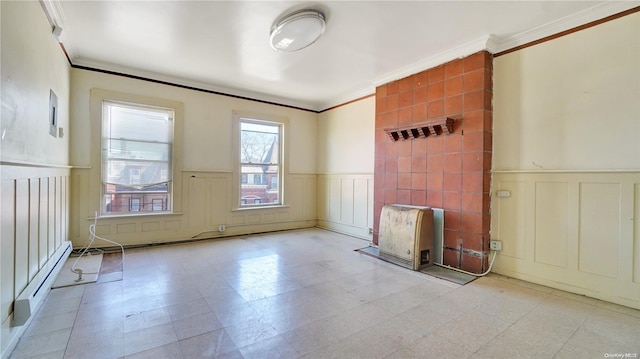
[492,13,640,309]
[317,97,375,239]
[493,14,639,171]
[69,69,318,246]
[0,1,71,357]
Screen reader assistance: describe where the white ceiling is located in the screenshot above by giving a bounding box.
[43,1,637,111]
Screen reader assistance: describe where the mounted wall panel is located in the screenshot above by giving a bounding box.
[578,183,620,278]
[534,181,569,268]
[494,181,526,260]
[317,174,374,240]
[635,184,640,284]
[492,172,640,310]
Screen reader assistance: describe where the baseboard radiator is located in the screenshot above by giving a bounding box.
[13,241,72,326]
[378,204,434,271]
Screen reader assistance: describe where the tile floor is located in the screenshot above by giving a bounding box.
[9,228,640,359]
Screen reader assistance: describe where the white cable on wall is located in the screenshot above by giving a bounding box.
[434,250,498,277]
[71,211,125,280]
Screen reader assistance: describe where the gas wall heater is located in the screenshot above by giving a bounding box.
[378,204,434,271]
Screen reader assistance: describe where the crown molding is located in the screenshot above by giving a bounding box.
[318,34,499,111]
[317,86,376,112]
[43,0,639,113]
[495,1,640,53]
[40,0,78,59]
[72,58,320,112]
[371,34,498,89]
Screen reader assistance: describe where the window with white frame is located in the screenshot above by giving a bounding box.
[101,101,174,215]
[238,118,282,208]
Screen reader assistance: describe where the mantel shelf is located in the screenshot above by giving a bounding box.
[384,117,454,142]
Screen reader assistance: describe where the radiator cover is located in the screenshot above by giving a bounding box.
[378,204,434,271]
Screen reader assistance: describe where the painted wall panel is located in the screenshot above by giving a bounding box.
[47,177,56,258]
[317,177,328,221]
[305,178,317,220]
[534,182,568,268]
[38,180,49,267]
[494,181,526,259]
[329,178,341,222]
[28,180,40,281]
[354,178,370,229]
[211,177,229,227]
[187,177,208,229]
[317,175,374,240]
[141,222,160,232]
[578,183,620,278]
[635,184,640,284]
[340,178,355,225]
[289,177,304,221]
[14,179,29,297]
[492,172,640,310]
[1,180,16,319]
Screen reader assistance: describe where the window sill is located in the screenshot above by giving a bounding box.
[87,212,184,220]
[232,205,289,212]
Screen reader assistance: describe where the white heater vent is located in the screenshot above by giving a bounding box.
[378,205,434,271]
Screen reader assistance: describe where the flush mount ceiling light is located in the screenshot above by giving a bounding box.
[270,9,326,52]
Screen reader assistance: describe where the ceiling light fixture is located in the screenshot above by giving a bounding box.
[270,9,326,52]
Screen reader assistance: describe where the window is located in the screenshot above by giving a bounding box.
[129,198,141,212]
[152,199,164,211]
[101,101,174,215]
[253,174,263,185]
[238,118,283,208]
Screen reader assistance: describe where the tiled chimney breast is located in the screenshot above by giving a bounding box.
[373,51,493,274]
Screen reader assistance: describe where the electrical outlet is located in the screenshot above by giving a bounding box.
[490,240,502,251]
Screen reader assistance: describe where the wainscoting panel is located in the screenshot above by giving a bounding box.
[1,179,16,320]
[1,163,70,343]
[68,169,316,246]
[317,174,374,240]
[491,171,640,309]
[534,181,569,268]
[492,180,527,260]
[635,184,640,284]
[578,182,621,279]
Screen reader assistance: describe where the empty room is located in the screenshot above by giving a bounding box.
[1,1,639,358]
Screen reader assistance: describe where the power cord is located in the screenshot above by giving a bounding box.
[434,250,498,277]
[71,211,125,282]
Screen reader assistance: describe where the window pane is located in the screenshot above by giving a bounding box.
[240,122,279,164]
[102,101,173,215]
[104,160,170,187]
[107,104,172,142]
[240,164,279,206]
[105,139,170,162]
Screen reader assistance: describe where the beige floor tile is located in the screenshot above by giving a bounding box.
[239,334,300,359]
[124,342,183,359]
[402,333,472,359]
[225,320,279,348]
[23,311,76,337]
[9,229,640,359]
[178,328,238,358]
[171,311,223,340]
[124,307,171,334]
[123,322,178,356]
[281,319,341,355]
[10,328,71,359]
